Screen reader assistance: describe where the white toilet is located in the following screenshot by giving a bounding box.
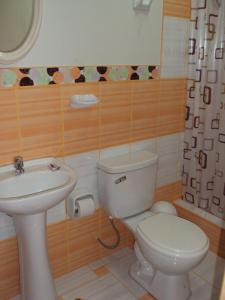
[97,151,209,300]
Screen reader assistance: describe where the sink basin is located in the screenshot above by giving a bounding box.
[0,157,77,215]
[0,157,77,300]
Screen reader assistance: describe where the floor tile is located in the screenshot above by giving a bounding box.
[101,247,132,265]
[10,296,21,300]
[139,293,156,300]
[94,266,109,277]
[190,272,220,300]
[112,247,133,259]
[106,252,146,298]
[189,272,207,292]
[62,273,136,300]
[88,259,105,270]
[55,266,97,295]
[193,251,225,289]
[189,282,220,300]
[193,251,221,275]
[204,261,225,289]
[11,249,224,300]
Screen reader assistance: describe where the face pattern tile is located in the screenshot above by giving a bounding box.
[0,65,160,88]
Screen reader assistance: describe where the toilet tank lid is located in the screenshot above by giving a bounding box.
[97,151,158,173]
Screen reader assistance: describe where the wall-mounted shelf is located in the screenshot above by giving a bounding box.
[70,94,100,109]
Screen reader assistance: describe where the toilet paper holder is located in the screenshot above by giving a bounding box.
[67,190,94,218]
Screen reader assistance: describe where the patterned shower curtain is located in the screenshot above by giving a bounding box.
[183,0,225,220]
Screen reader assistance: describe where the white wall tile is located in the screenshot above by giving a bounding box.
[0,212,14,227]
[156,133,183,186]
[47,201,66,224]
[65,150,99,169]
[71,173,99,208]
[131,138,156,153]
[0,224,16,241]
[65,151,99,209]
[176,132,185,181]
[177,151,184,181]
[157,152,179,187]
[100,144,130,160]
[156,133,180,156]
[161,17,189,78]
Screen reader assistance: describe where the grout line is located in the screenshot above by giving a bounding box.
[58,85,68,222]
[129,80,134,156]
[101,253,145,299]
[192,269,221,292]
[104,266,140,299]
[86,260,104,273]
[60,269,116,300]
[57,269,98,298]
[97,82,101,161]
[14,87,23,154]
[176,132,183,182]
[59,85,65,160]
[98,82,102,160]
[65,218,70,273]
[160,0,165,76]
[87,250,138,297]
[60,249,130,298]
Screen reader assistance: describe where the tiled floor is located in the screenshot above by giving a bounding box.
[12,248,224,300]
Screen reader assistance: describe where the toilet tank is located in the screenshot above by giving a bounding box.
[97,151,158,219]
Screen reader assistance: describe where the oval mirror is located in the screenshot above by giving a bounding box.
[0,0,42,64]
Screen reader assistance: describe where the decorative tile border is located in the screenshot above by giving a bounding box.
[0,65,160,88]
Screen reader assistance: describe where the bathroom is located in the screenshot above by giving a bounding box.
[0,0,225,299]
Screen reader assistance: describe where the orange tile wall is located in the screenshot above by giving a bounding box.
[0,79,186,166]
[164,0,191,19]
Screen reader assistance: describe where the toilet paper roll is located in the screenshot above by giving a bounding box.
[75,197,95,217]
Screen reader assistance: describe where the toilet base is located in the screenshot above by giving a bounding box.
[129,260,192,300]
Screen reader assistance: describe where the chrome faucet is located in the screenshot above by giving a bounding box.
[14,156,25,175]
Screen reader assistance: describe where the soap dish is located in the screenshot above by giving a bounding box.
[70,94,100,109]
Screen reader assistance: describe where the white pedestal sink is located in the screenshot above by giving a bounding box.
[0,158,77,300]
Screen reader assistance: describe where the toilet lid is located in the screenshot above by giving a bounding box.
[137,213,208,254]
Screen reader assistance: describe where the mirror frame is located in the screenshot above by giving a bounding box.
[0,0,42,64]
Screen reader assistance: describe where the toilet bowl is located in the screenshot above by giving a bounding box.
[97,151,209,300]
[123,211,209,300]
[136,213,208,275]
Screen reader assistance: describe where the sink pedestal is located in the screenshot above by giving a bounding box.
[14,212,57,300]
[0,157,77,299]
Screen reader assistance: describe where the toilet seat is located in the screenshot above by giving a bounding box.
[137,213,208,256]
